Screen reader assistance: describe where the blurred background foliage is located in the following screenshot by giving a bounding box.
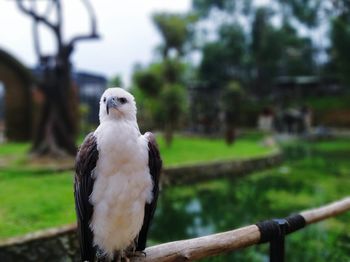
[127,0,350,144]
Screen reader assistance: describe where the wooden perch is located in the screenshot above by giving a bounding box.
[301,196,350,224]
[132,197,350,262]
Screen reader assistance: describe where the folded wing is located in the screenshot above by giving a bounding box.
[136,132,162,251]
[74,132,99,261]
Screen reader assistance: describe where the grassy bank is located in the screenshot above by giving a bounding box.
[0,134,275,239]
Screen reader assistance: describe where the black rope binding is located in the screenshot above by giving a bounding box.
[256,214,306,262]
[256,219,281,244]
[285,214,306,234]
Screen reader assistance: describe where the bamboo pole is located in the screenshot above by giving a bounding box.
[132,197,350,262]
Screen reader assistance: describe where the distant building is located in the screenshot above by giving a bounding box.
[0,48,33,141]
[0,82,4,143]
[188,82,222,134]
[73,71,108,124]
[0,82,4,120]
[32,67,108,125]
[274,75,342,102]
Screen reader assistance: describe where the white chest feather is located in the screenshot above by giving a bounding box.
[90,121,153,256]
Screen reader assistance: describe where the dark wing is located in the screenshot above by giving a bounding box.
[74,132,98,262]
[136,132,162,251]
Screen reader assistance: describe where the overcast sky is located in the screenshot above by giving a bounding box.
[0,0,323,87]
[0,0,191,86]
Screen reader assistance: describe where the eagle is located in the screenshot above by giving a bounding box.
[74,88,162,262]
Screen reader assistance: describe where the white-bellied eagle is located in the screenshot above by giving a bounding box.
[74,88,162,262]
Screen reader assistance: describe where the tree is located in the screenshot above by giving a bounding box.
[192,0,253,18]
[109,74,124,88]
[16,0,99,156]
[140,12,196,146]
[132,62,164,130]
[330,15,350,86]
[251,7,287,94]
[158,83,187,145]
[199,23,247,88]
[191,0,318,98]
[251,7,316,94]
[273,0,350,82]
[132,59,188,146]
[152,12,197,59]
[273,0,349,28]
[221,81,243,145]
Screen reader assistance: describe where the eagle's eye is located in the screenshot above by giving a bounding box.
[103,97,106,103]
[118,97,127,104]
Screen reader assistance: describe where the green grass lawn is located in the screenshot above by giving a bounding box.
[0,134,276,239]
[0,143,30,156]
[0,133,276,169]
[158,134,277,167]
[0,170,75,239]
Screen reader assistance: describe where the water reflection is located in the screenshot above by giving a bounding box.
[149,140,350,261]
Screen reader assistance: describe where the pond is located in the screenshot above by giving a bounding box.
[149,139,350,262]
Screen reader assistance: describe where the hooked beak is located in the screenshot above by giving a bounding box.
[106,96,120,115]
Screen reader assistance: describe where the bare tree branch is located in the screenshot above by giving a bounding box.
[31,1,42,59]
[55,0,63,44]
[16,0,58,32]
[68,0,100,47]
[44,0,55,17]
[32,16,42,59]
[83,0,97,35]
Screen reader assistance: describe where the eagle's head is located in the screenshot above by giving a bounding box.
[99,87,137,123]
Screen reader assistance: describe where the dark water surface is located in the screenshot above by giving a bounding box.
[149,140,350,261]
